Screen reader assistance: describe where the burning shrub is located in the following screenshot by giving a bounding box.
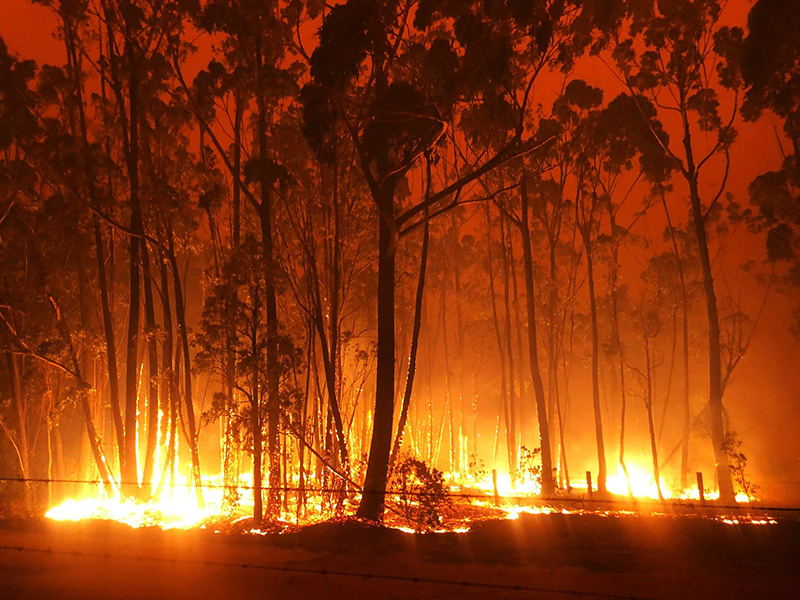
[390,457,453,532]
[724,432,760,501]
[519,445,542,487]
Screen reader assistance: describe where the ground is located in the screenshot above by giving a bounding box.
[1,512,797,599]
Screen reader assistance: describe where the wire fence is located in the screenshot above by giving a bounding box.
[2,475,800,514]
[0,543,651,599]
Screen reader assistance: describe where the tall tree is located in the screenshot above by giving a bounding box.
[613,0,742,503]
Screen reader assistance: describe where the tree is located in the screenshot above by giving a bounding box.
[613,0,742,503]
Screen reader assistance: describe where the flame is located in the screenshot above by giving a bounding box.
[606,464,668,499]
[46,472,250,530]
[45,453,766,532]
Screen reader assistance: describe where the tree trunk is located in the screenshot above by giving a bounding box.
[166,234,204,506]
[140,242,160,491]
[6,352,32,506]
[520,181,555,495]
[485,204,513,477]
[390,207,430,467]
[681,107,735,503]
[499,216,518,479]
[584,236,607,494]
[251,297,263,526]
[255,30,282,519]
[356,184,398,521]
[644,337,664,502]
[660,196,692,489]
[450,214,469,467]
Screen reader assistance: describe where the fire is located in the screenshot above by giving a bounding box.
[46,472,250,530]
[44,455,766,532]
[606,464,668,499]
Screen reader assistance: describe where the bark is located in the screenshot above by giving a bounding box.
[660,196,692,489]
[121,15,143,492]
[680,102,735,504]
[255,30,282,518]
[485,204,513,476]
[520,181,556,495]
[499,216,518,478]
[584,234,607,494]
[356,183,398,521]
[607,218,632,497]
[166,234,204,506]
[94,221,125,467]
[390,207,430,467]
[644,338,664,502]
[140,242,160,490]
[157,255,174,493]
[450,214,470,464]
[440,252,460,473]
[251,293,263,526]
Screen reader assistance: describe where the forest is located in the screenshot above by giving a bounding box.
[1,0,799,533]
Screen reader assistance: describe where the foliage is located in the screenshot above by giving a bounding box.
[723,432,759,501]
[390,457,453,532]
[519,445,543,486]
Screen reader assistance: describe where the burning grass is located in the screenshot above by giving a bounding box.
[43,462,778,535]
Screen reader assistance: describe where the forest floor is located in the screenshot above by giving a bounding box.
[1,510,798,599]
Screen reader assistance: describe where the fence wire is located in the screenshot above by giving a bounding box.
[1,475,799,513]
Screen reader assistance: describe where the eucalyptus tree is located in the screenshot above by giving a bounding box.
[182,0,322,520]
[304,0,620,519]
[0,38,45,505]
[743,0,800,337]
[612,0,743,503]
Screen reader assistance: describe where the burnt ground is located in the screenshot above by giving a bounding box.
[0,513,798,599]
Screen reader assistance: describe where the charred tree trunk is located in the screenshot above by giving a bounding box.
[499,216,518,479]
[661,196,692,489]
[255,30,282,519]
[680,104,735,504]
[356,183,398,521]
[584,235,607,494]
[450,214,470,466]
[121,16,142,493]
[485,204,513,476]
[520,181,556,495]
[140,242,160,490]
[64,14,126,471]
[166,233,204,506]
[644,337,664,502]
[251,295,263,526]
[390,206,430,467]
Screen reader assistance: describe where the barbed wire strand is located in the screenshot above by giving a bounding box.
[1,476,798,512]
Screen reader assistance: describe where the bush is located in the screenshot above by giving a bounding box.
[390,457,453,532]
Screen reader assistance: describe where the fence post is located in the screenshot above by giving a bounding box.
[586,471,593,502]
[696,472,705,506]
